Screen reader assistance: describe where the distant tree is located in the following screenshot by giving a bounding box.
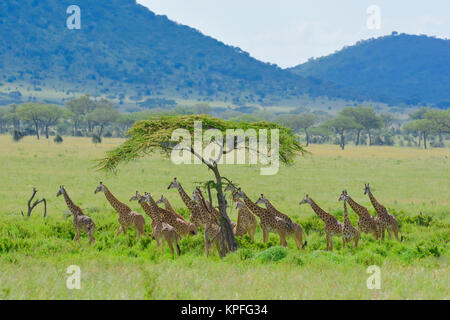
[341,106,382,145]
[17,103,46,139]
[325,114,360,150]
[40,104,68,139]
[85,99,119,137]
[65,95,96,134]
[309,125,333,144]
[5,104,21,131]
[193,103,212,114]
[423,109,450,145]
[403,119,435,149]
[276,113,318,146]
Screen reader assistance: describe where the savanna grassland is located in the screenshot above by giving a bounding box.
[0,135,448,299]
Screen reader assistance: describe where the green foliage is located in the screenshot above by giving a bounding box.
[98,115,306,171]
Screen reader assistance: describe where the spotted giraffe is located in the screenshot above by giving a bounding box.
[341,198,360,248]
[167,178,209,229]
[226,185,290,246]
[94,182,146,239]
[57,186,95,244]
[256,194,306,250]
[192,188,222,257]
[130,191,181,256]
[339,190,378,239]
[299,194,343,251]
[364,183,400,241]
[156,195,186,221]
[155,195,198,237]
[233,200,257,241]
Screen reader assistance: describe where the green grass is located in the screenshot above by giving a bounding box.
[0,136,448,299]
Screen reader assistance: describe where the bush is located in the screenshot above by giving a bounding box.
[12,129,25,142]
[92,134,102,144]
[254,246,287,263]
[53,134,63,144]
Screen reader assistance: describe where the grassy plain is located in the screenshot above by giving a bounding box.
[0,135,448,299]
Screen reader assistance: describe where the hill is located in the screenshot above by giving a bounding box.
[288,33,450,107]
[0,0,353,106]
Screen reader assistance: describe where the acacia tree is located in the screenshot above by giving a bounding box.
[40,104,68,139]
[17,103,45,139]
[98,115,306,256]
[325,114,360,150]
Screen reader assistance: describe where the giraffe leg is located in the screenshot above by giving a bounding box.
[393,224,400,241]
[330,235,334,251]
[262,227,268,243]
[73,229,80,242]
[115,225,123,237]
[326,233,330,251]
[386,227,393,240]
[342,237,346,249]
[166,236,175,256]
[88,227,95,245]
[249,224,256,242]
[355,234,360,248]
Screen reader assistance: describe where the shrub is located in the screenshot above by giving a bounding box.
[254,246,287,263]
[53,134,63,144]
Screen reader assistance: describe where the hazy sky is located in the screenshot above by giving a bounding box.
[137,0,450,68]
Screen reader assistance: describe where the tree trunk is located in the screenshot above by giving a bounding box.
[368,130,372,146]
[211,166,237,254]
[34,120,40,140]
[423,133,427,150]
[340,131,345,150]
[356,129,361,146]
[304,128,310,146]
[45,125,49,139]
[99,124,104,137]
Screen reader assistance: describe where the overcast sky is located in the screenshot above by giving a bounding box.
[137,0,450,68]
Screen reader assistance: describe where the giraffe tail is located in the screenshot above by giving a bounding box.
[302,240,308,249]
[176,243,181,256]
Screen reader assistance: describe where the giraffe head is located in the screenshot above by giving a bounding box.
[235,200,244,210]
[234,187,245,200]
[94,181,106,194]
[364,183,371,195]
[224,183,236,193]
[168,177,180,190]
[255,194,269,206]
[155,195,166,205]
[338,190,349,202]
[129,190,145,203]
[56,185,65,197]
[299,194,312,205]
[143,192,153,203]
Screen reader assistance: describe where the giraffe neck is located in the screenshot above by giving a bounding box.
[346,196,366,216]
[103,186,130,215]
[343,201,351,224]
[62,190,82,216]
[177,184,196,209]
[163,198,176,213]
[139,200,161,225]
[242,193,262,216]
[368,191,384,214]
[309,199,333,222]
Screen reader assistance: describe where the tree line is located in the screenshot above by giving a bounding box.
[0,96,448,149]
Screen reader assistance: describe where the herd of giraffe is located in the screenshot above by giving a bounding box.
[56,179,401,256]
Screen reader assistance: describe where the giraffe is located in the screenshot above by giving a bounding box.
[167,177,209,229]
[57,186,95,244]
[156,195,185,221]
[155,195,198,237]
[192,187,222,257]
[299,194,343,251]
[338,190,378,239]
[341,198,360,248]
[94,182,146,240]
[226,184,290,247]
[233,200,257,241]
[130,191,181,256]
[256,194,306,250]
[364,183,401,241]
